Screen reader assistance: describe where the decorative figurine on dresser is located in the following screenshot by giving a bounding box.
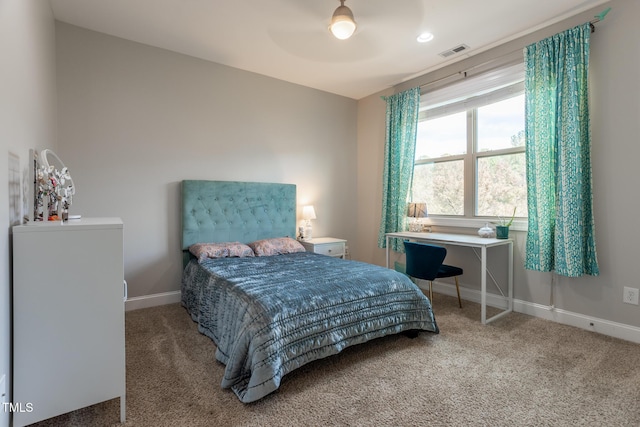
[32,149,76,222]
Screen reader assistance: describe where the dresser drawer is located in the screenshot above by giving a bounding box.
[315,243,345,257]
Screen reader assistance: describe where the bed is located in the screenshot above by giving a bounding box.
[180,180,439,403]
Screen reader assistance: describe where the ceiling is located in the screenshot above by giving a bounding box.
[49,0,609,100]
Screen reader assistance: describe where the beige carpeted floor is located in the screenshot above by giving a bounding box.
[31,293,640,427]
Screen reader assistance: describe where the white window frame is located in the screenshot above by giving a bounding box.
[413,63,528,231]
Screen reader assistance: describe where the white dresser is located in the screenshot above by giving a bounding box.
[12,218,126,426]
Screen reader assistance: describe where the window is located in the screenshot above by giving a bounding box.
[412,64,527,222]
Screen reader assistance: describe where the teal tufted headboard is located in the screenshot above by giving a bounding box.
[181,180,297,262]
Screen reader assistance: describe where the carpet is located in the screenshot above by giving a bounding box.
[30,293,640,426]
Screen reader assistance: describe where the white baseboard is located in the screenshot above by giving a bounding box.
[417,280,510,310]
[127,283,640,344]
[513,300,640,344]
[125,290,182,312]
[425,281,640,344]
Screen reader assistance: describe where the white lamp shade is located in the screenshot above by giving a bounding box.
[302,205,317,220]
[407,203,428,218]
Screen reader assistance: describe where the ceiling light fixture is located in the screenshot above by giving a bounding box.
[417,32,434,43]
[329,0,357,40]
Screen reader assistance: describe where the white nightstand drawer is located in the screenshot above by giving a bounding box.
[299,237,347,259]
[315,243,344,257]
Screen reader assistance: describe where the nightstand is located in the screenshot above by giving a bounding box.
[299,237,347,259]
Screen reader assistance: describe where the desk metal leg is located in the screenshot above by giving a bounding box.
[481,246,487,324]
[508,241,514,312]
[385,236,390,268]
[484,241,514,324]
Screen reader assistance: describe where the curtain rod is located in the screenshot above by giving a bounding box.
[417,52,520,91]
[411,7,612,93]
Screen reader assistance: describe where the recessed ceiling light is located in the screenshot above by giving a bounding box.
[417,32,434,43]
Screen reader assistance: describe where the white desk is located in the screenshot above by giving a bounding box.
[385,231,513,325]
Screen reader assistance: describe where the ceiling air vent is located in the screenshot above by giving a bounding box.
[439,44,470,58]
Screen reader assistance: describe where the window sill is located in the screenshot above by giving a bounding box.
[424,217,528,232]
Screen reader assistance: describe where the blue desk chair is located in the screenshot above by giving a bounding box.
[403,241,463,308]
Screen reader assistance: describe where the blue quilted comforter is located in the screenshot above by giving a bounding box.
[181,251,438,403]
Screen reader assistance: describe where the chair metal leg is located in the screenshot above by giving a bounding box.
[455,276,462,308]
[429,281,433,303]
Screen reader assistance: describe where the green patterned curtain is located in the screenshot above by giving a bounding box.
[377,87,420,251]
[524,23,599,277]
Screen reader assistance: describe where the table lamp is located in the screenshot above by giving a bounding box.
[407,202,427,232]
[302,205,316,240]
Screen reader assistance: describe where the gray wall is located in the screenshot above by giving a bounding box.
[3,5,638,418]
[55,23,358,299]
[0,1,57,426]
[356,0,640,329]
